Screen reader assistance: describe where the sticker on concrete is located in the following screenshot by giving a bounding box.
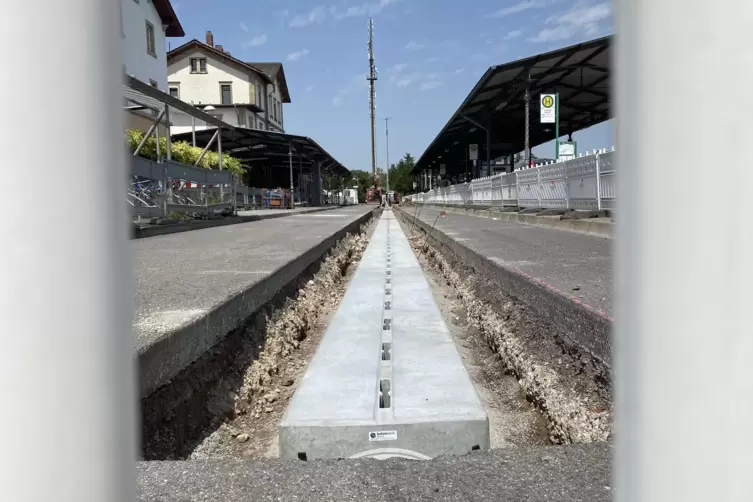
[368,430,398,442]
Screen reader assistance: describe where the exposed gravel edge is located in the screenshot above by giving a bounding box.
[141,216,378,460]
[402,214,612,444]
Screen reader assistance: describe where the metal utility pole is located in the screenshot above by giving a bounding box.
[288,143,295,209]
[367,17,378,188]
[384,117,391,192]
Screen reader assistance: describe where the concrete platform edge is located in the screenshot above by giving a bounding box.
[416,204,613,239]
[394,207,612,368]
[131,206,342,239]
[138,208,377,398]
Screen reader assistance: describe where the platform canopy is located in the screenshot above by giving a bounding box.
[414,35,612,175]
[172,127,350,184]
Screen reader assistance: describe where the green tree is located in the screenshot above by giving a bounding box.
[387,153,416,194]
[349,170,373,203]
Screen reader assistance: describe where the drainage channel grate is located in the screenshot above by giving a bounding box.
[379,222,393,413]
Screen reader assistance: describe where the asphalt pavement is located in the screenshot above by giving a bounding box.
[408,206,613,316]
[133,206,372,350]
[138,442,612,501]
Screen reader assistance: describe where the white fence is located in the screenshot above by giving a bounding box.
[412,148,616,211]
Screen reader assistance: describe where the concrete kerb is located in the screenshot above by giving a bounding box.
[415,204,613,239]
[394,207,613,369]
[132,206,342,239]
[138,208,378,398]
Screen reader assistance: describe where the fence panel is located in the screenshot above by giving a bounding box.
[501,172,518,207]
[490,175,503,206]
[537,162,568,209]
[516,168,540,208]
[598,150,616,210]
[471,177,493,205]
[566,155,599,211]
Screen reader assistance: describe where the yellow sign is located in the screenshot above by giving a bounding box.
[540,94,556,123]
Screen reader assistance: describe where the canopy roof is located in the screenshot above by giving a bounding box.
[415,35,612,174]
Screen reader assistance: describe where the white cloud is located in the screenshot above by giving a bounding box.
[405,41,425,50]
[331,73,369,105]
[388,63,407,73]
[489,0,547,18]
[420,81,444,91]
[390,72,444,90]
[530,1,611,42]
[244,34,268,48]
[291,0,400,27]
[453,68,465,75]
[286,48,310,61]
[396,72,421,87]
[341,0,400,18]
[425,56,439,64]
[504,29,523,40]
[240,22,249,32]
[305,85,315,93]
[289,6,327,27]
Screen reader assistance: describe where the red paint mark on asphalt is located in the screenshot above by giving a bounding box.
[503,262,614,323]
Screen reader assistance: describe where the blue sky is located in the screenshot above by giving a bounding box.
[170,0,614,171]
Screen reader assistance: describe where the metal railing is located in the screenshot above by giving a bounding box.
[129,155,238,219]
[411,148,616,211]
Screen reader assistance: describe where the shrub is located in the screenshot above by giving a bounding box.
[126,129,244,176]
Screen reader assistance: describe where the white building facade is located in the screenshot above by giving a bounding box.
[121,0,183,91]
[167,33,290,135]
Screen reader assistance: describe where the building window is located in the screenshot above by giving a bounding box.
[145,21,156,57]
[190,58,207,74]
[168,83,180,98]
[149,79,158,88]
[220,83,232,105]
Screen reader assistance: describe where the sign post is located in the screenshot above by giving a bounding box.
[540,93,559,159]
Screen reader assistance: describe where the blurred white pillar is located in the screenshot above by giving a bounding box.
[616,1,753,501]
[0,2,135,502]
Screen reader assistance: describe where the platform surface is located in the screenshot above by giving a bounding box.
[407,206,612,316]
[138,442,612,502]
[279,210,488,460]
[133,206,373,350]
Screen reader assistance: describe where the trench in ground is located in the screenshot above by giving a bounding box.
[395,206,613,445]
[143,208,607,460]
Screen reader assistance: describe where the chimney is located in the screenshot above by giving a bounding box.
[206,30,214,47]
[215,45,224,53]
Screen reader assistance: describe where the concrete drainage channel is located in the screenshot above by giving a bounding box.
[279,210,489,460]
[141,214,379,460]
